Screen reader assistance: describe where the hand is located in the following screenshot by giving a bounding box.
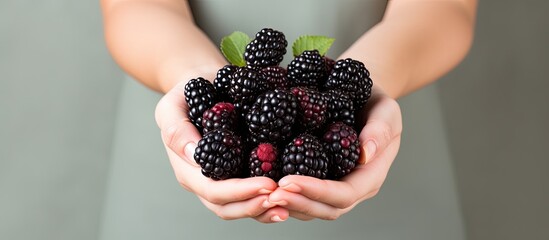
[155,80,289,223]
[266,86,403,220]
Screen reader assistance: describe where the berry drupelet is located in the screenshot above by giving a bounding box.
[249,143,281,180]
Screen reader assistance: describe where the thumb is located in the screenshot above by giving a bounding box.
[358,120,394,164]
[357,97,402,164]
[155,82,201,166]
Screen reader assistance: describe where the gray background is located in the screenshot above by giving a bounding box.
[438,1,549,239]
[1,1,548,240]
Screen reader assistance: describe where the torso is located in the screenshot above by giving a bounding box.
[189,0,387,62]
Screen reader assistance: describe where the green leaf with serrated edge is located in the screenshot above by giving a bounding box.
[292,35,335,57]
[220,31,251,67]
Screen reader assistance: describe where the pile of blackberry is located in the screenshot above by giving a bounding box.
[184,28,372,181]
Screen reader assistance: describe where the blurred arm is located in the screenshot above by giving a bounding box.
[100,0,226,93]
[339,0,477,98]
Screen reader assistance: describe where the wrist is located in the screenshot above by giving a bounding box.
[370,68,408,100]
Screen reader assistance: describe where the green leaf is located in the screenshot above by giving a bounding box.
[292,35,335,56]
[220,31,251,67]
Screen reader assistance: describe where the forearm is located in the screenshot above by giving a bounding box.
[101,0,226,93]
[339,0,477,98]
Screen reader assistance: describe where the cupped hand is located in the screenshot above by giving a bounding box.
[155,80,288,223]
[266,86,403,220]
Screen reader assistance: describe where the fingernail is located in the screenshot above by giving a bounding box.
[281,183,301,193]
[258,188,273,194]
[365,141,376,162]
[271,215,285,222]
[184,142,197,161]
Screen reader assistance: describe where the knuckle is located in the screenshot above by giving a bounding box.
[323,212,341,221]
[366,187,381,199]
[209,206,234,221]
[161,124,178,147]
[369,188,381,199]
[343,185,359,208]
[377,122,393,142]
[302,206,314,217]
[386,97,401,112]
[162,123,187,151]
[175,176,191,192]
[309,191,323,201]
[202,187,223,205]
[367,120,393,144]
[385,99,403,132]
[338,197,356,209]
[371,174,388,195]
[313,181,332,201]
[154,99,166,128]
[244,207,258,218]
[215,211,232,220]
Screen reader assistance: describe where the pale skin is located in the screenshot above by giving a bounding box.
[101,0,477,223]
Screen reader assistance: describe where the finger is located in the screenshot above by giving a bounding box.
[253,207,290,223]
[167,147,278,204]
[276,175,362,209]
[268,188,344,220]
[155,81,201,166]
[358,98,402,164]
[199,195,271,220]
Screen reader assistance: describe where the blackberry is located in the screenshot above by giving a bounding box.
[281,134,329,179]
[324,58,373,107]
[287,50,327,88]
[291,87,328,130]
[202,102,237,134]
[322,122,360,179]
[184,77,216,131]
[213,65,238,101]
[244,28,287,67]
[261,66,289,90]
[324,89,356,127]
[246,89,298,144]
[194,129,243,180]
[249,143,281,180]
[229,67,268,116]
